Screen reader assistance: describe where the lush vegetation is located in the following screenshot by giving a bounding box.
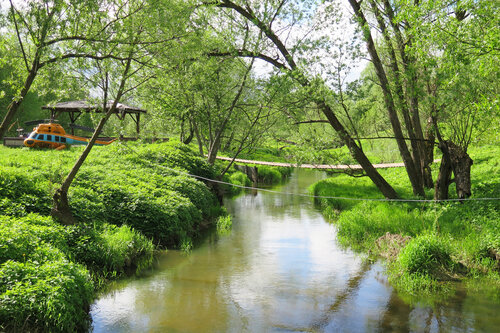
[310,144,500,298]
[0,141,228,331]
[0,0,498,329]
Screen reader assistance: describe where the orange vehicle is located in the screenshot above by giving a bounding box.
[23,123,116,150]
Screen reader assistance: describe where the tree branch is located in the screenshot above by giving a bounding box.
[206,49,288,70]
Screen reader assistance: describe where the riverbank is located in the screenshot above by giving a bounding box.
[0,141,231,331]
[310,144,500,299]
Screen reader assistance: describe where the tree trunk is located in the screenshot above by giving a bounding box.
[316,100,399,199]
[193,120,204,156]
[51,112,115,224]
[434,140,473,200]
[207,136,221,165]
[51,188,77,225]
[423,116,435,188]
[448,141,473,199]
[215,0,399,199]
[348,0,424,197]
[52,53,133,225]
[434,142,453,200]
[0,65,38,140]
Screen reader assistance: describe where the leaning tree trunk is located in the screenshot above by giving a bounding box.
[52,53,133,225]
[0,64,38,140]
[348,0,424,197]
[51,109,116,225]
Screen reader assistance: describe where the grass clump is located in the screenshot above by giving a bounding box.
[396,235,453,276]
[335,202,429,250]
[216,208,232,235]
[389,234,457,295]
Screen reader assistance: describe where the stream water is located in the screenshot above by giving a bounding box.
[90,169,499,332]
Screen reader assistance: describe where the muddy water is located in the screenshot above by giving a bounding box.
[90,169,499,332]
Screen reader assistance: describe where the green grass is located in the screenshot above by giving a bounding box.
[0,140,226,331]
[309,143,500,297]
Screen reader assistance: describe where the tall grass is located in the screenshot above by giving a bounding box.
[309,144,500,296]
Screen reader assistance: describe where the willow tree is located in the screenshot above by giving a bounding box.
[203,0,399,198]
[347,0,499,199]
[51,0,186,224]
[0,0,146,140]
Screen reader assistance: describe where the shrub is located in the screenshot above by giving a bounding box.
[396,235,453,276]
[229,171,251,187]
[216,214,232,235]
[100,225,154,274]
[0,260,93,332]
[256,165,283,184]
[0,214,69,263]
[0,167,51,215]
[66,223,154,277]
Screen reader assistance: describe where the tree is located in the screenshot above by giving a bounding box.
[203,0,399,198]
[0,0,143,140]
[347,0,499,199]
[51,0,184,224]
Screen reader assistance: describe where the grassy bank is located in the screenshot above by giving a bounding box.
[219,163,292,196]
[0,141,225,331]
[310,144,500,299]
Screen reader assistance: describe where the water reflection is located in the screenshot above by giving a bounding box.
[91,169,500,332]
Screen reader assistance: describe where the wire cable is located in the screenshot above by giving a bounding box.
[119,142,500,203]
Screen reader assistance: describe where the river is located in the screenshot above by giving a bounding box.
[90,169,499,332]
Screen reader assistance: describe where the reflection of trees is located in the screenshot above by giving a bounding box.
[376,290,412,332]
[376,285,471,332]
[310,261,373,330]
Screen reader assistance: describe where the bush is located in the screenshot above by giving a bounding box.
[229,171,251,187]
[0,167,51,215]
[66,223,154,277]
[0,215,93,332]
[216,214,232,235]
[0,260,93,332]
[396,235,453,276]
[256,165,283,184]
[0,214,68,264]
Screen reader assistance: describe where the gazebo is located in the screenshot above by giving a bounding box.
[42,100,147,135]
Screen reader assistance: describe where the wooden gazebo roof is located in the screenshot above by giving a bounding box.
[42,100,146,134]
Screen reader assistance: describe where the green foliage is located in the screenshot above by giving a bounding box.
[396,235,453,276]
[0,214,68,263]
[334,202,429,250]
[0,215,93,332]
[229,171,252,187]
[216,214,232,235]
[66,223,154,277]
[0,260,93,332]
[256,165,283,184]
[0,141,221,330]
[0,166,51,215]
[389,235,456,295]
[311,143,500,295]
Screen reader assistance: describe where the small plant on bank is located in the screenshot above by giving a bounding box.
[389,234,458,295]
[216,214,233,235]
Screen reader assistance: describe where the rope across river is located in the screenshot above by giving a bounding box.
[120,143,500,203]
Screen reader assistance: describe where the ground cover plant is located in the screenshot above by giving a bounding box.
[310,144,500,298]
[0,141,228,331]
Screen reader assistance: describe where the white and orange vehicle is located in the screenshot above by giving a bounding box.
[23,123,116,150]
